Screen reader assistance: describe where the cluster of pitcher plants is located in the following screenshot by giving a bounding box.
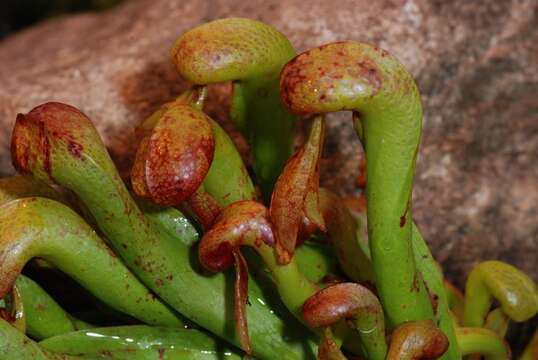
[0,18,537,360]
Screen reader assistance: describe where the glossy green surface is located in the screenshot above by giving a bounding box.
[204,118,256,206]
[136,200,199,247]
[346,294,387,360]
[294,242,338,284]
[411,224,460,359]
[0,318,78,360]
[257,244,318,319]
[15,275,93,340]
[84,349,239,359]
[40,325,241,359]
[456,327,510,360]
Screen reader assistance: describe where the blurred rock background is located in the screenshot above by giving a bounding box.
[0,0,536,292]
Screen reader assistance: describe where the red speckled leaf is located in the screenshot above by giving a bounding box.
[11,103,97,182]
[135,87,206,140]
[197,201,275,353]
[131,104,215,206]
[318,328,347,360]
[186,187,221,230]
[302,282,383,329]
[131,136,151,199]
[198,201,274,273]
[233,250,251,354]
[270,116,325,264]
[387,320,449,359]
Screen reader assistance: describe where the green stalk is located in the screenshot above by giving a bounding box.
[40,325,240,360]
[484,308,509,338]
[0,175,200,249]
[204,117,256,206]
[3,319,238,360]
[136,199,199,247]
[198,200,318,353]
[15,275,93,340]
[279,41,463,358]
[444,280,465,325]
[11,102,315,359]
[81,349,238,359]
[328,193,461,358]
[294,242,339,284]
[456,327,510,360]
[0,318,80,359]
[280,41,433,325]
[171,18,296,200]
[256,244,319,317]
[319,188,374,283]
[411,224,461,359]
[464,260,538,328]
[0,198,184,328]
[302,282,387,360]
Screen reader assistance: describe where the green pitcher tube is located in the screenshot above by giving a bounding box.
[280,41,434,327]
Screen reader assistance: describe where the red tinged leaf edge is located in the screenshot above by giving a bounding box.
[270,116,326,264]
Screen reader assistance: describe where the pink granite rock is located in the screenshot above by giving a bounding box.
[0,0,536,286]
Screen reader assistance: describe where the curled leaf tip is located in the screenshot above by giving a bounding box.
[302,282,382,328]
[387,320,449,360]
[185,187,221,230]
[135,86,208,140]
[198,200,274,354]
[302,282,387,360]
[131,104,215,206]
[270,116,326,264]
[318,328,347,360]
[198,201,274,273]
[280,42,390,115]
[11,102,93,183]
[172,18,294,84]
[464,260,538,327]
